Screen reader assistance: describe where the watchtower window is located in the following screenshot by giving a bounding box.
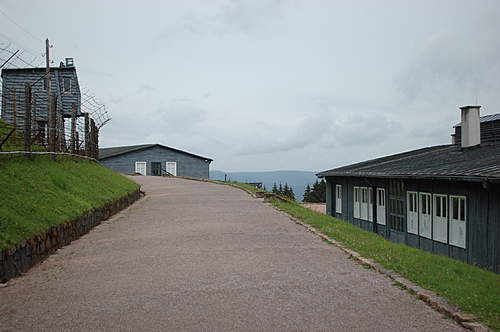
[64,78,71,92]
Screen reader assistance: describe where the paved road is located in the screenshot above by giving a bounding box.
[0,177,463,331]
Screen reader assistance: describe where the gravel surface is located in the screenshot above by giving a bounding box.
[0,177,464,331]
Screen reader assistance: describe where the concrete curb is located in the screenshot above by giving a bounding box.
[277,210,491,332]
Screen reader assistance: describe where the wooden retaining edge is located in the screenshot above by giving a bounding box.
[0,189,143,284]
[275,211,491,332]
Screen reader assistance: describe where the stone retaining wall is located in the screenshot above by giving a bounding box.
[0,189,142,282]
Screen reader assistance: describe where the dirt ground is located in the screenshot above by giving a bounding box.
[300,202,327,214]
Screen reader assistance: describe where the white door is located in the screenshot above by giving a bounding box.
[433,194,448,243]
[407,191,418,234]
[166,162,177,176]
[360,187,368,220]
[335,185,342,213]
[450,196,466,248]
[353,187,360,218]
[135,162,146,176]
[419,192,432,239]
[368,188,373,221]
[376,188,386,225]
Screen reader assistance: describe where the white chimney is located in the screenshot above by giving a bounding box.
[460,105,481,148]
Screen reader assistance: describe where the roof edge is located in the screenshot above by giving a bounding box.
[99,143,213,162]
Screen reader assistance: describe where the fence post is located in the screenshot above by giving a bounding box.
[24,83,32,153]
[48,93,57,152]
[90,119,96,159]
[70,103,77,153]
[84,113,90,157]
[11,88,16,145]
[75,131,80,154]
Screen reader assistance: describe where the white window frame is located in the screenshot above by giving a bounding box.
[353,186,360,219]
[419,192,432,239]
[406,191,419,235]
[376,188,386,225]
[368,188,373,222]
[166,161,177,176]
[449,195,466,248]
[135,161,147,176]
[335,184,342,213]
[432,194,448,243]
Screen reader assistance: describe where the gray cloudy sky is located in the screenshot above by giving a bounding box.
[1,0,500,171]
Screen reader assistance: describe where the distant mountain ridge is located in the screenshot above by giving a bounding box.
[210,170,318,201]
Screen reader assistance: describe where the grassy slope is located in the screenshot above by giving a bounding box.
[270,199,500,330]
[0,155,140,250]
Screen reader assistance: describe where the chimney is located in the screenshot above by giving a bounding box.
[460,105,481,148]
[65,58,74,67]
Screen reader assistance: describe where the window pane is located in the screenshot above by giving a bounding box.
[460,198,465,221]
[436,197,441,217]
[452,197,459,219]
[421,195,426,214]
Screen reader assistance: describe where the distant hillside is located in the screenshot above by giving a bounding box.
[210,170,318,201]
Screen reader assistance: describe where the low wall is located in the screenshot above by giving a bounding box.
[0,189,142,283]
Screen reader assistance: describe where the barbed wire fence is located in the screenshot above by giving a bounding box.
[0,37,110,159]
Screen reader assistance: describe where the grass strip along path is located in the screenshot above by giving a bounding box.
[267,198,500,331]
[0,154,139,250]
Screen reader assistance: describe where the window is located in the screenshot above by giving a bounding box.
[64,78,71,92]
[389,180,405,232]
[135,162,147,176]
[433,194,448,243]
[450,195,466,248]
[335,185,342,213]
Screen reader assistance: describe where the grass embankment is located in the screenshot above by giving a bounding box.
[0,154,140,250]
[0,120,44,152]
[269,199,500,330]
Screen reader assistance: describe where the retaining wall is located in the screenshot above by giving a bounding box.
[0,189,142,282]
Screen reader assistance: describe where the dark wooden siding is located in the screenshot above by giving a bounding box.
[454,119,500,145]
[99,145,210,179]
[325,176,500,273]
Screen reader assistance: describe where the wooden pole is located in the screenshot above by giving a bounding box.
[84,113,90,156]
[24,83,32,152]
[75,131,80,154]
[11,88,16,130]
[48,93,57,152]
[70,103,76,153]
[11,88,16,145]
[90,119,96,159]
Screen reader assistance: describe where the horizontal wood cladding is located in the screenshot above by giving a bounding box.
[100,145,210,179]
[1,68,81,130]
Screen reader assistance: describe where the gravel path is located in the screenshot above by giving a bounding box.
[0,177,464,331]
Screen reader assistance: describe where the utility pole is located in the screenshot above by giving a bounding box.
[45,38,54,152]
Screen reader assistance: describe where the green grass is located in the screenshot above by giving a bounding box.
[0,154,140,250]
[0,119,45,152]
[270,199,500,331]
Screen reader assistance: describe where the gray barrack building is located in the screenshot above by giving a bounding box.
[318,106,500,273]
[99,144,212,179]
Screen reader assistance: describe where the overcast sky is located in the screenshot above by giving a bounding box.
[1,0,499,172]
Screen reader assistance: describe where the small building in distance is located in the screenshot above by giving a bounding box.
[99,144,213,179]
[318,106,500,273]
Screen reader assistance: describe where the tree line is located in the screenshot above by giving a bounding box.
[272,183,295,201]
[303,180,326,203]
